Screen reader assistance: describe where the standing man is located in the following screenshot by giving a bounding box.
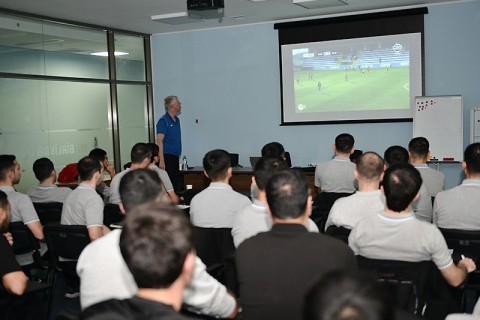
[156,95,182,192]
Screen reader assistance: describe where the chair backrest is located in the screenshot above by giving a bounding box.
[438,228,480,262]
[312,192,353,232]
[193,227,235,269]
[33,202,63,225]
[325,225,351,244]
[9,221,41,255]
[103,203,124,227]
[44,223,90,265]
[356,256,460,318]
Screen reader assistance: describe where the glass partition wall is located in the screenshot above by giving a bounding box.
[0,12,153,192]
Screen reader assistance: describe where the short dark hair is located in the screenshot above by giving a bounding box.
[120,202,193,289]
[464,143,480,175]
[0,155,16,181]
[88,148,108,162]
[356,152,384,180]
[335,133,355,154]
[131,143,152,164]
[120,169,165,212]
[254,157,288,191]
[77,156,101,181]
[408,137,429,159]
[32,158,54,182]
[0,190,8,210]
[261,142,285,159]
[203,149,231,181]
[383,146,409,166]
[266,169,309,219]
[303,271,392,320]
[382,163,422,212]
[147,143,160,163]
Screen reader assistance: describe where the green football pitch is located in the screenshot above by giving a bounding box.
[293,67,410,113]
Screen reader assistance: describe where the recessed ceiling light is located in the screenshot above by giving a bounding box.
[90,51,129,56]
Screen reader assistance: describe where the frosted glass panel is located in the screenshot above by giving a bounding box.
[0,78,112,192]
[115,34,145,81]
[117,84,148,167]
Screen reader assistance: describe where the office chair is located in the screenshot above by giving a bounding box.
[193,227,236,285]
[9,221,47,275]
[43,223,91,299]
[325,225,351,244]
[357,256,461,319]
[103,203,124,227]
[33,202,63,225]
[311,192,352,232]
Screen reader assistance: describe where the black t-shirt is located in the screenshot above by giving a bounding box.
[0,235,21,279]
[81,296,196,320]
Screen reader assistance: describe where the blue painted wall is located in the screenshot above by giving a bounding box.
[151,0,480,189]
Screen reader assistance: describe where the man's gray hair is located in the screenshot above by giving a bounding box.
[164,95,178,111]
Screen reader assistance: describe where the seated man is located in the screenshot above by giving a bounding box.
[232,157,318,248]
[409,137,445,197]
[190,149,251,228]
[324,152,385,231]
[27,157,71,203]
[147,142,179,204]
[0,155,45,265]
[0,190,28,296]
[108,143,152,205]
[236,169,356,320]
[81,202,196,319]
[433,143,480,229]
[88,148,116,203]
[349,163,476,288]
[77,169,238,318]
[384,146,432,222]
[61,156,109,241]
[314,133,357,194]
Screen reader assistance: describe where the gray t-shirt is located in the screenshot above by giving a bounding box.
[150,165,174,191]
[232,199,319,248]
[433,179,480,230]
[190,182,251,228]
[314,156,356,193]
[0,185,39,224]
[325,189,385,231]
[349,211,452,270]
[412,182,433,223]
[108,169,131,205]
[61,183,104,227]
[77,229,236,317]
[27,184,71,203]
[413,164,445,197]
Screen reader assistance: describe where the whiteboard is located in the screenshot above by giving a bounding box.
[413,96,463,161]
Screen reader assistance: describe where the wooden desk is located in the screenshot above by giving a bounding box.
[181,167,316,195]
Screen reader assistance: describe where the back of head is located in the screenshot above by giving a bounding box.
[335,133,355,154]
[32,158,55,182]
[88,148,107,162]
[131,143,152,164]
[408,137,429,160]
[164,95,178,111]
[261,142,285,159]
[383,146,409,166]
[464,143,480,175]
[120,202,193,289]
[203,149,231,181]
[356,152,384,181]
[382,163,422,212]
[147,143,160,164]
[78,156,101,182]
[0,155,16,181]
[266,169,308,219]
[254,157,289,191]
[119,169,166,212]
[304,271,392,320]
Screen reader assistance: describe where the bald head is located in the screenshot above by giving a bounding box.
[356,152,384,181]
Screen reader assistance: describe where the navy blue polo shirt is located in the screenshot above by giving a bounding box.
[156,112,181,156]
